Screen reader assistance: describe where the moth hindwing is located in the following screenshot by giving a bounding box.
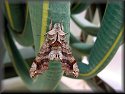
[29,19,79,78]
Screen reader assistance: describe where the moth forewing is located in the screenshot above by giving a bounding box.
[29,62,37,78]
[29,20,79,78]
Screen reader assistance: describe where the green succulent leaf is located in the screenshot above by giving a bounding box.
[3,0,124,91]
[71,43,94,55]
[28,0,70,91]
[3,22,32,87]
[65,1,124,79]
[4,1,33,46]
[71,14,99,36]
[70,32,81,44]
[71,0,94,14]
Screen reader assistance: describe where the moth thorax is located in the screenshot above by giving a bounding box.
[52,46,61,50]
[54,23,61,29]
[51,47,58,50]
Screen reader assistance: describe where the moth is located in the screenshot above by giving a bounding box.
[29,19,79,78]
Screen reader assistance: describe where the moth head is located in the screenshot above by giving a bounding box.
[54,23,61,29]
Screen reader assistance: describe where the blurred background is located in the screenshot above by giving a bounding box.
[0,0,124,93]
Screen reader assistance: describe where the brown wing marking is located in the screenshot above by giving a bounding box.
[61,43,79,78]
[29,42,51,78]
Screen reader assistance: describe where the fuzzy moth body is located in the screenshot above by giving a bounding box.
[29,19,79,78]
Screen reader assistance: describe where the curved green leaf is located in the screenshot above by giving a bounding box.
[71,14,99,36]
[82,2,124,78]
[4,1,25,32]
[3,16,63,92]
[4,1,33,46]
[70,32,81,44]
[3,22,32,87]
[71,43,94,55]
[65,1,124,79]
[28,0,70,91]
[71,0,94,14]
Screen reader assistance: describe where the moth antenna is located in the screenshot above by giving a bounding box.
[60,20,64,31]
[49,16,53,30]
[36,33,48,37]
